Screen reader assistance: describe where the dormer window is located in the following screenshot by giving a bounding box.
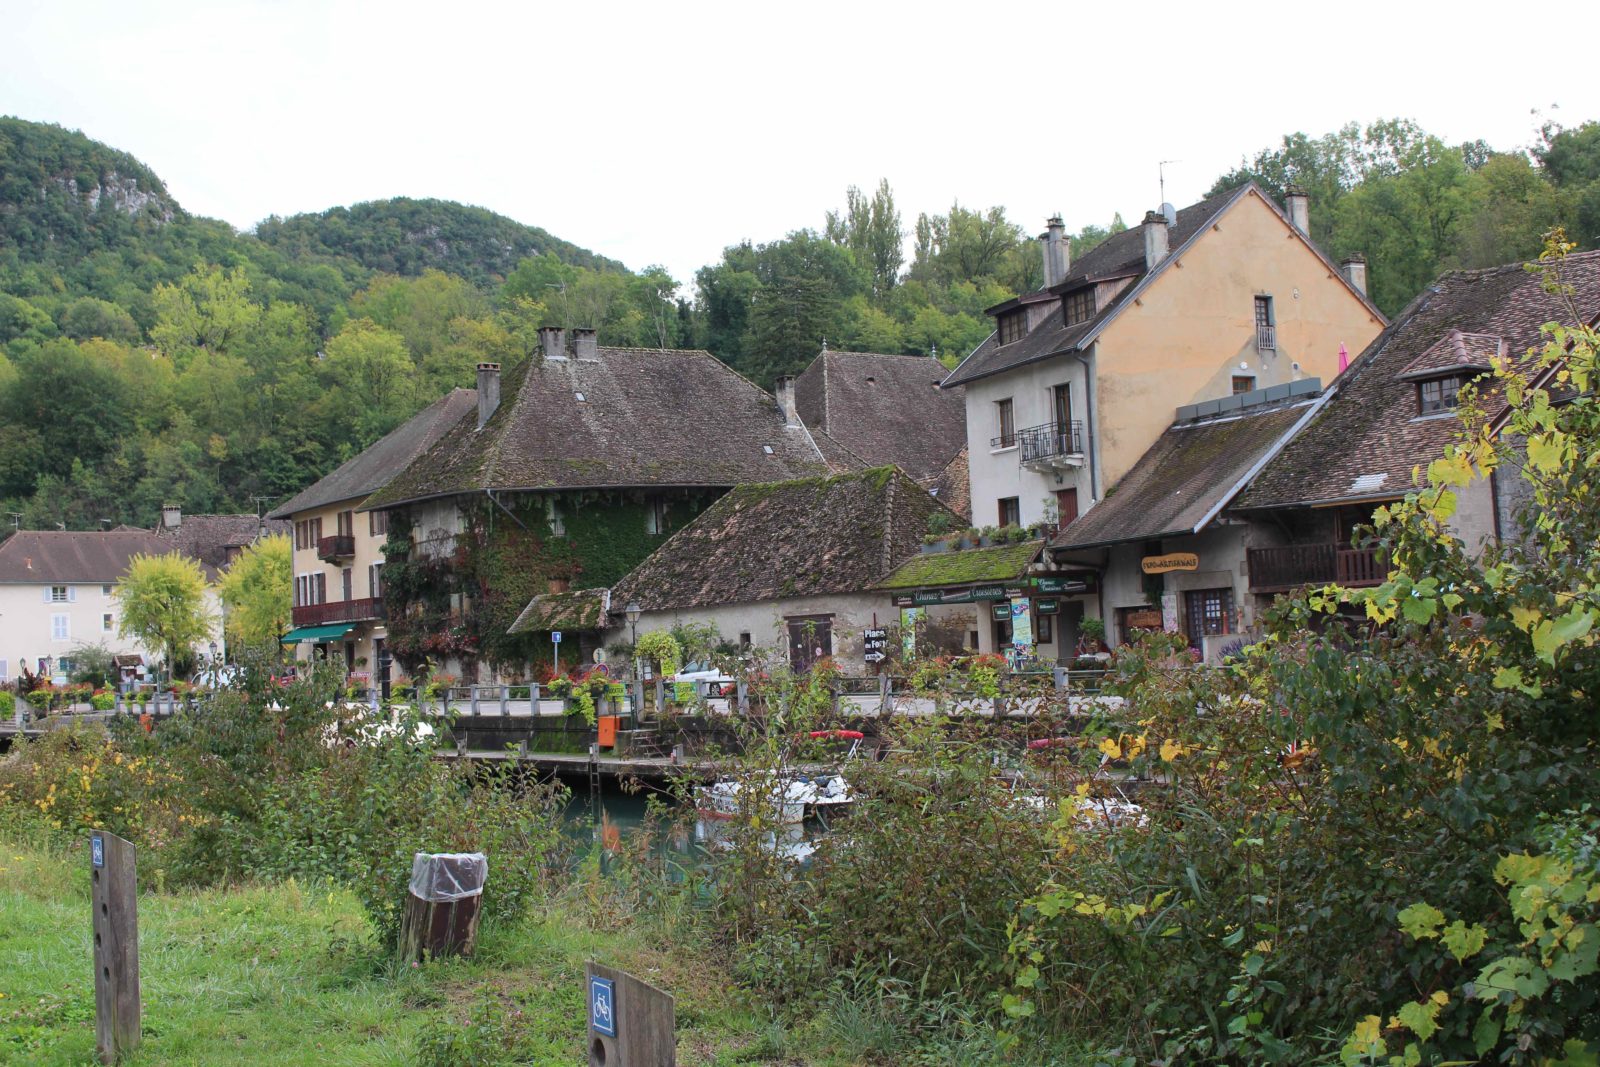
[1063,288,1095,326]
[998,310,1027,345]
[1418,374,1468,415]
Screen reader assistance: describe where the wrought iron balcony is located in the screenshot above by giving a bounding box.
[316,534,355,562]
[1247,543,1385,593]
[292,597,385,627]
[1257,324,1277,352]
[1016,421,1085,470]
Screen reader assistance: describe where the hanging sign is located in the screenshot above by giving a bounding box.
[991,603,1010,621]
[911,584,1008,606]
[1034,574,1096,594]
[1141,553,1199,574]
[1036,598,1060,614]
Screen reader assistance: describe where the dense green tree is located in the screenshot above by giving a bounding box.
[826,179,904,301]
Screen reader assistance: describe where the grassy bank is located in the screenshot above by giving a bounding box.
[0,836,795,1066]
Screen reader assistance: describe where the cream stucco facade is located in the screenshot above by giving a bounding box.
[0,582,225,684]
[286,497,391,681]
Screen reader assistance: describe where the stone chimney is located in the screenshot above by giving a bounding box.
[1341,253,1368,296]
[475,363,501,430]
[1142,210,1170,271]
[1041,215,1069,289]
[571,328,598,359]
[539,326,567,361]
[161,504,182,530]
[774,375,801,427]
[1285,184,1310,236]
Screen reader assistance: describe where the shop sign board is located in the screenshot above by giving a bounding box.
[1141,553,1199,574]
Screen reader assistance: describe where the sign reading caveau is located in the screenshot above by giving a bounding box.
[1140,552,1200,574]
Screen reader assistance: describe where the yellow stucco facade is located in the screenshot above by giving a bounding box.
[287,497,390,682]
[1093,187,1384,486]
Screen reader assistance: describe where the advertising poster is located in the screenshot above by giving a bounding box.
[1010,598,1034,650]
[900,607,922,658]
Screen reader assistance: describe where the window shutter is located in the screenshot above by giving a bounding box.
[67,587,76,602]
[42,587,50,603]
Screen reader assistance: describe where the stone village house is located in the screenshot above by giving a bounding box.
[268,388,478,693]
[941,182,1386,655]
[1051,249,1600,659]
[359,328,862,683]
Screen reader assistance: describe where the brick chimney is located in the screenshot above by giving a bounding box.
[1340,253,1368,297]
[1285,184,1310,236]
[1041,215,1069,288]
[475,363,501,430]
[161,505,182,530]
[539,326,566,361]
[571,328,598,359]
[1142,210,1170,271]
[774,376,801,427]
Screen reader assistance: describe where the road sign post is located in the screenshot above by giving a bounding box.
[586,961,674,1066]
[862,628,888,669]
[90,830,140,1063]
[552,630,562,677]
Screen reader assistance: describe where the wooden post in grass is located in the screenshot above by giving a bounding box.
[90,830,139,1063]
[586,961,675,1066]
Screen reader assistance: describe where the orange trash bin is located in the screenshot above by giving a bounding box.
[597,715,618,749]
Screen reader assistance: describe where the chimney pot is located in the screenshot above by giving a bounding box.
[538,325,567,361]
[1285,184,1310,236]
[571,328,598,360]
[1141,210,1170,270]
[475,363,501,430]
[1340,253,1368,297]
[1041,215,1070,289]
[774,375,801,427]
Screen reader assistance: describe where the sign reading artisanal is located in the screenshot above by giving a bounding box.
[1140,552,1200,574]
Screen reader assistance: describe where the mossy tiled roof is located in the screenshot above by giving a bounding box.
[878,539,1043,590]
[508,587,610,634]
[607,466,959,612]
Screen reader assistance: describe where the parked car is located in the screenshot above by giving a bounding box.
[671,661,735,698]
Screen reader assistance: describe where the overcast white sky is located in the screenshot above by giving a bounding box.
[7,0,1597,289]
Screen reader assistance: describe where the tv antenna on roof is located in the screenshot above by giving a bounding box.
[1159,160,1180,206]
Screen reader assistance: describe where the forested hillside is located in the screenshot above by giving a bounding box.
[1,114,1594,532]
[254,198,626,288]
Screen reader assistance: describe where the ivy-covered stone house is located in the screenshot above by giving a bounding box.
[515,466,959,673]
[360,328,856,682]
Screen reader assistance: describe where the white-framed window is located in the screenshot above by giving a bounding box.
[50,585,68,603]
[51,614,70,641]
[103,613,114,633]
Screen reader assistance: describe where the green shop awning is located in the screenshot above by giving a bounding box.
[281,623,355,644]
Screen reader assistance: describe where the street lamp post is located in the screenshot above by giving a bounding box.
[625,601,642,718]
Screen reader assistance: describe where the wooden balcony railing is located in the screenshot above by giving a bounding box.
[317,534,355,562]
[1248,544,1385,592]
[292,597,385,627]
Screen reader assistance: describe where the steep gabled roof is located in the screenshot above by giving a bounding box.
[794,349,966,485]
[943,183,1383,388]
[152,514,290,572]
[943,187,1248,387]
[930,446,971,521]
[606,467,957,613]
[1053,400,1316,551]
[366,349,835,509]
[1238,251,1600,511]
[269,389,478,518]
